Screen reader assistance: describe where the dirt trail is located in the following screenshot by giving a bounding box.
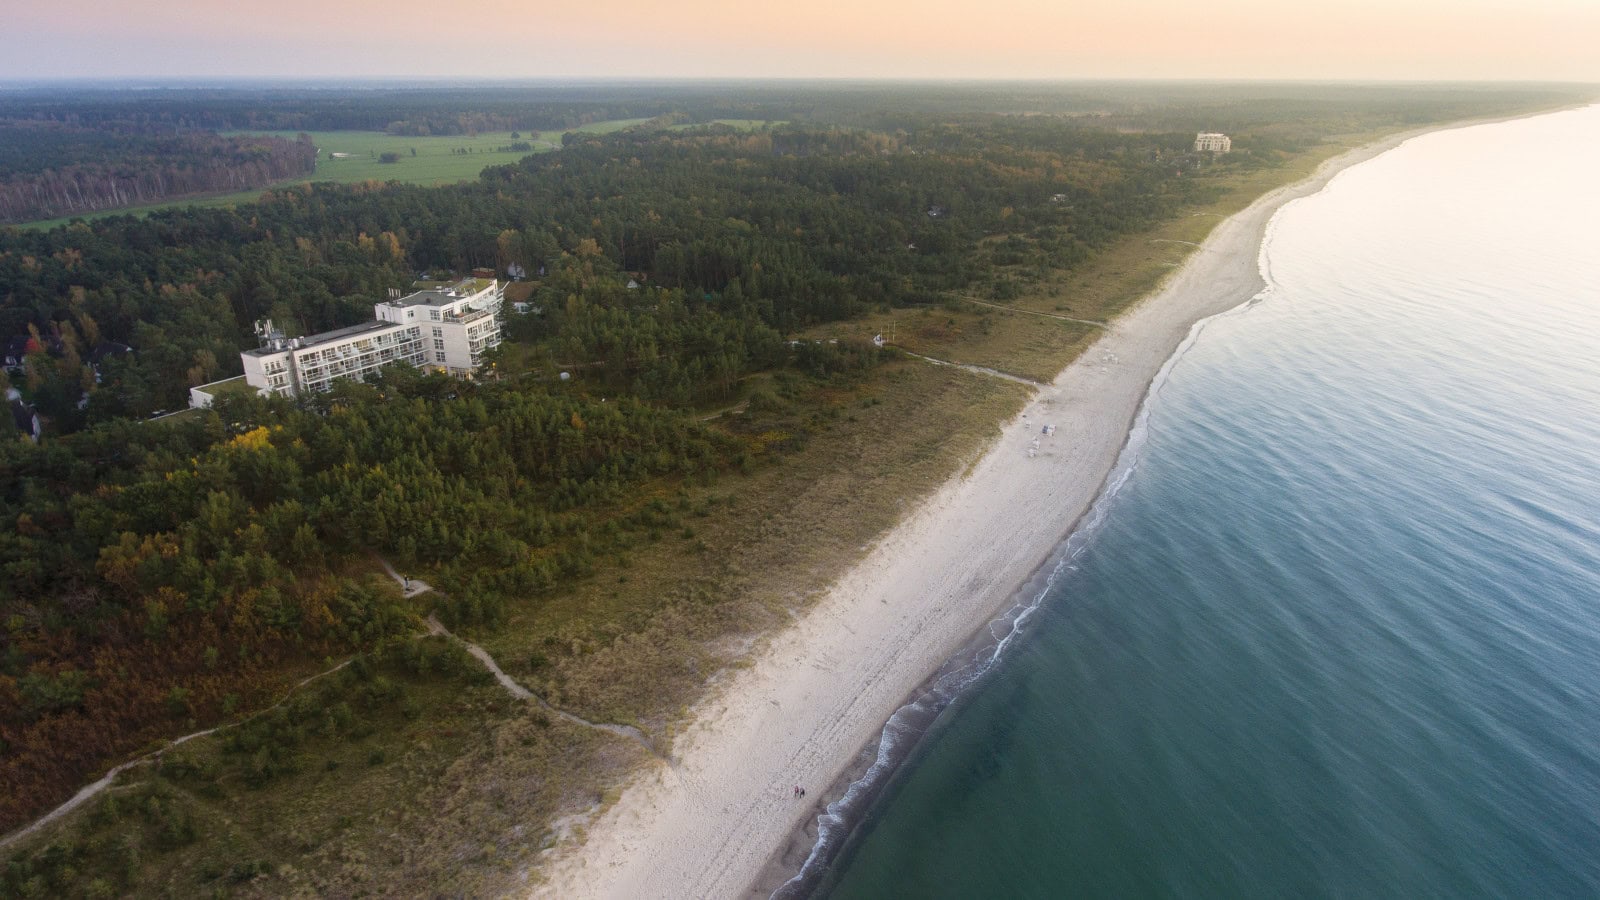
[956,295,1109,328]
[5,558,661,853]
[894,348,1045,387]
[422,616,662,757]
[0,660,352,852]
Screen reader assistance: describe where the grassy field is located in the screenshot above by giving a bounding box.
[16,119,657,229]
[2,127,1423,898]
[18,118,791,229]
[668,118,785,131]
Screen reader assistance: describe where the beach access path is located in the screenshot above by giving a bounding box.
[528,121,1506,900]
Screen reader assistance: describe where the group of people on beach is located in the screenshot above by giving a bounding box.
[793,785,807,798]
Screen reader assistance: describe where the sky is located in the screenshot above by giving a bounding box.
[2,0,1597,82]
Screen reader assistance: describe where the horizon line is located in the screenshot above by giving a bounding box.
[3,75,1598,89]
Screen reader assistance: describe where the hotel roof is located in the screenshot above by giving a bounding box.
[242,320,405,357]
[384,278,497,309]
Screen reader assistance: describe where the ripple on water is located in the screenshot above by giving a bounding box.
[820,105,1600,899]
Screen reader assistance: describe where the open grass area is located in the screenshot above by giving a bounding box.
[668,118,787,131]
[17,119,653,229]
[243,130,554,186]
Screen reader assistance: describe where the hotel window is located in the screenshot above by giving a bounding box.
[433,339,445,350]
[435,351,446,362]
[432,327,443,337]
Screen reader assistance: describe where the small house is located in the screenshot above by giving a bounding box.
[2,335,29,369]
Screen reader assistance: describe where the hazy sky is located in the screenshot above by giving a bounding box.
[3,0,1597,81]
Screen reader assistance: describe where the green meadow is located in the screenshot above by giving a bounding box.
[669,118,785,131]
[19,119,787,229]
[245,129,559,186]
[16,120,657,229]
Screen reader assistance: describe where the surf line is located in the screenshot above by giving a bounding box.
[769,279,1276,900]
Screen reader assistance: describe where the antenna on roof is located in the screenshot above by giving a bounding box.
[254,318,286,351]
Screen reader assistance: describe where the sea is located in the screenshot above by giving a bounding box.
[808,104,1600,898]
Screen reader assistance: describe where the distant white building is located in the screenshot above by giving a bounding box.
[236,278,504,399]
[1194,132,1232,153]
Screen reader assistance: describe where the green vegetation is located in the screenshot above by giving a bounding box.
[235,122,659,185]
[9,117,753,230]
[14,121,655,229]
[244,129,553,184]
[0,128,316,226]
[1,82,1589,896]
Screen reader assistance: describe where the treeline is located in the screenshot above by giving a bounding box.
[0,376,735,832]
[0,87,695,135]
[0,128,316,223]
[2,82,1581,139]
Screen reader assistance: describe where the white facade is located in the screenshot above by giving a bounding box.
[237,279,503,398]
[374,278,504,378]
[242,320,426,398]
[1194,132,1232,153]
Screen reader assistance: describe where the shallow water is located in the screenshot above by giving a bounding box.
[819,105,1600,898]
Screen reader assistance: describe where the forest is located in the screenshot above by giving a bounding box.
[0,373,745,831]
[0,80,1570,224]
[0,83,1590,888]
[0,127,316,224]
[1,81,1575,136]
[0,111,1233,428]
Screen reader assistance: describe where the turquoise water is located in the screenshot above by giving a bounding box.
[817,105,1600,898]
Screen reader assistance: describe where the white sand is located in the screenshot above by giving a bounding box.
[527,125,1485,900]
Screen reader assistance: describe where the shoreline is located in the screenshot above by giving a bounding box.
[528,109,1570,900]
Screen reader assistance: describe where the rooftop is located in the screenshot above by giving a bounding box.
[243,319,404,357]
[386,277,497,309]
[192,374,262,399]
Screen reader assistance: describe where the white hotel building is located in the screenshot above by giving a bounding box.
[237,278,504,398]
[1193,132,1232,153]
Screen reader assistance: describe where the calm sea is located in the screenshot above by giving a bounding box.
[817,105,1600,898]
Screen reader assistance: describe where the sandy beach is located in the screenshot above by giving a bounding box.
[528,122,1493,900]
